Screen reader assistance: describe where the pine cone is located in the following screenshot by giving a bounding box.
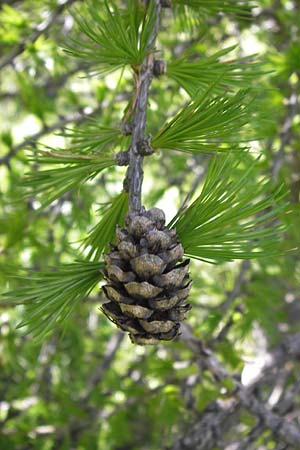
[101,207,192,345]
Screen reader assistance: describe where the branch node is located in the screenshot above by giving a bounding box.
[115,151,130,166]
[121,121,133,136]
[160,0,172,8]
[136,136,155,156]
[153,59,167,77]
[123,173,130,192]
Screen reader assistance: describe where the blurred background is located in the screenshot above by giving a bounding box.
[0,0,300,449]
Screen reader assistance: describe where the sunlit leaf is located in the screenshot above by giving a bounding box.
[174,0,255,17]
[21,148,115,208]
[170,154,288,262]
[82,191,129,261]
[1,261,104,340]
[64,0,157,75]
[60,120,126,154]
[152,87,259,154]
[167,46,267,97]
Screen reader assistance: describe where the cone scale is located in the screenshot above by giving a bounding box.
[102,207,192,345]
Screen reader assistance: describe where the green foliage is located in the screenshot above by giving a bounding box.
[0,1,299,448]
[167,46,267,97]
[174,0,255,16]
[0,4,29,45]
[22,148,115,208]
[152,87,258,154]
[82,190,129,260]
[269,42,300,75]
[1,261,103,339]
[171,154,288,262]
[64,0,157,75]
[61,120,125,154]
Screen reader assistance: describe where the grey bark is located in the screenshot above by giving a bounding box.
[127,0,161,215]
[172,326,300,449]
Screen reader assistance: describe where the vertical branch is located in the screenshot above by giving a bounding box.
[127,0,161,215]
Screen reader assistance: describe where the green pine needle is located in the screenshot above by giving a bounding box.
[82,191,129,261]
[21,148,115,208]
[174,0,255,17]
[167,46,268,97]
[1,261,104,340]
[60,120,126,154]
[64,0,156,75]
[152,87,259,154]
[170,154,288,263]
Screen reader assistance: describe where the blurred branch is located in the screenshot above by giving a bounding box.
[217,261,249,316]
[0,91,130,166]
[0,0,20,7]
[208,261,249,344]
[272,91,298,180]
[0,63,87,101]
[0,108,98,166]
[172,326,300,449]
[0,0,78,71]
[125,0,161,215]
[231,380,300,450]
[81,331,124,402]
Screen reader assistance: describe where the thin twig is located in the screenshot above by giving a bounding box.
[271,91,298,180]
[126,1,161,215]
[176,325,300,449]
[0,0,78,71]
[81,331,124,402]
[0,92,130,166]
[0,108,98,166]
[0,63,87,102]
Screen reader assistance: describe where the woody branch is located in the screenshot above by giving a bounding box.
[125,0,161,216]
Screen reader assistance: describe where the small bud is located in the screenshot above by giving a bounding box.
[153,60,167,77]
[115,151,130,166]
[136,136,154,156]
[160,0,172,7]
[121,121,133,136]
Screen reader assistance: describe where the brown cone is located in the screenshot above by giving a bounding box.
[101,207,192,345]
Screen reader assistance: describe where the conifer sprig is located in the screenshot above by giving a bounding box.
[64,0,157,75]
[174,0,255,17]
[82,191,129,261]
[61,121,125,154]
[22,149,115,208]
[152,88,258,154]
[167,46,267,97]
[171,155,288,263]
[1,261,104,340]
